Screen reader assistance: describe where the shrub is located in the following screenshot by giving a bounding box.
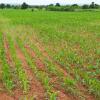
[82,4,89,9]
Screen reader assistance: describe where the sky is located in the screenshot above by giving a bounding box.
[0,0,100,5]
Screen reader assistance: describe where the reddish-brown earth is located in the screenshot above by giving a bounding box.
[27,39,95,100]
[0,93,14,100]
[0,82,14,100]
[25,45,46,71]
[25,45,75,100]
[15,45,46,100]
[1,34,95,100]
[31,42,68,76]
[3,36,23,100]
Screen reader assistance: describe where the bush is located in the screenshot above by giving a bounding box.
[6,4,11,8]
[71,4,80,9]
[82,4,89,9]
[47,6,74,12]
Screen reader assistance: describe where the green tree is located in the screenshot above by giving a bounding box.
[71,4,80,9]
[95,4,99,9]
[6,4,11,8]
[55,3,60,7]
[82,4,89,9]
[48,4,54,6]
[21,2,28,9]
[89,2,95,8]
[0,3,5,9]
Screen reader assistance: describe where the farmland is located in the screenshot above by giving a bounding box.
[0,9,100,100]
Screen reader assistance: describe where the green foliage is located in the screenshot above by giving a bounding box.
[0,33,14,90]
[0,2,100,10]
[64,77,76,86]
[47,6,74,11]
[82,5,89,9]
[63,77,79,96]
[49,92,57,100]
[55,3,60,7]
[21,2,28,9]
[0,9,100,99]
[16,38,57,99]
[0,3,5,9]
[7,35,29,92]
[89,2,96,9]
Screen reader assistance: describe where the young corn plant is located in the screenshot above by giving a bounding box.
[0,33,14,91]
[63,76,85,99]
[74,67,100,98]
[51,48,100,99]
[7,35,29,92]
[22,40,85,99]
[30,43,85,100]
[16,37,57,99]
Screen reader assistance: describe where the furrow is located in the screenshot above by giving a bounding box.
[15,45,47,100]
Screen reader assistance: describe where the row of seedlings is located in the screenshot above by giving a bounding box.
[0,33,14,91]
[16,37,58,100]
[6,34,29,93]
[29,42,86,100]
[54,49,100,99]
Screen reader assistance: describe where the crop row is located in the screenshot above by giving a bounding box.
[31,34,100,99]
[16,37,58,100]
[16,36,87,100]
[6,34,29,92]
[53,49,100,98]
[0,33,14,91]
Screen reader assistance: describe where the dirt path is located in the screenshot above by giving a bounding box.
[15,45,46,100]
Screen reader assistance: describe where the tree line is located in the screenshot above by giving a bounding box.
[0,3,28,9]
[0,2,100,11]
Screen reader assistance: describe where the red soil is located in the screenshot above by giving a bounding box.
[0,82,14,100]
[0,93,14,100]
[57,91,72,100]
[4,36,25,100]
[26,41,95,100]
[15,45,46,100]
[25,45,46,71]
[25,45,75,100]
[2,35,95,100]
[32,43,68,76]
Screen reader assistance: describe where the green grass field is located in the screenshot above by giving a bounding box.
[0,9,100,100]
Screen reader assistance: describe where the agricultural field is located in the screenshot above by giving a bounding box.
[0,9,100,100]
